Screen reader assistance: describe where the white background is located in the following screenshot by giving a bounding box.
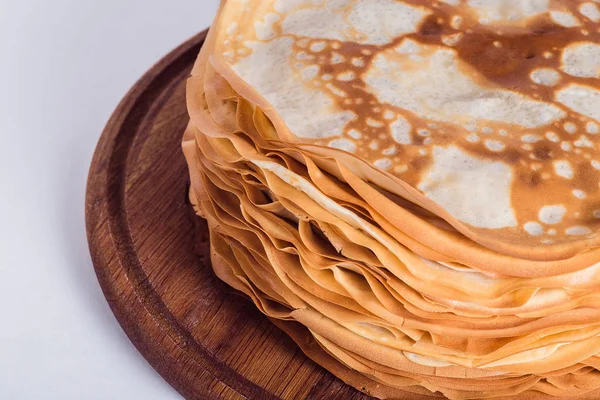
[0,1,218,398]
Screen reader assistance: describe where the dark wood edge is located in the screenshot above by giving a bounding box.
[85,30,278,400]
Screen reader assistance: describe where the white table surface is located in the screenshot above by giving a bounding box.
[0,1,218,398]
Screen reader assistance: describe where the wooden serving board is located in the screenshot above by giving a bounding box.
[86,31,372,400]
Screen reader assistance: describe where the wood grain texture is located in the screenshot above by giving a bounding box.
[85,30,373,400]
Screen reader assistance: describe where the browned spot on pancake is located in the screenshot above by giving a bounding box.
[320,64,334,75]
[409,156,429,174]
[420,14,445,36]
[400,4,600,99]
[574,162,600,195]
[518,170,542,187]
[505,149,523,164]
[533,146,552,161]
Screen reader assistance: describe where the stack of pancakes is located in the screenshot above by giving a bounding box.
[183,1,600,398]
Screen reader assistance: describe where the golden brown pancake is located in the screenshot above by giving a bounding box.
[184,1,600,398]
[207,0,600,260]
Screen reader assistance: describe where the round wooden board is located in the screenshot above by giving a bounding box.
[85,31,373,400]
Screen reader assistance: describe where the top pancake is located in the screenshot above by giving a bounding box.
[206,0,600,257]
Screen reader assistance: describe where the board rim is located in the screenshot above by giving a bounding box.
[84,30,287,400]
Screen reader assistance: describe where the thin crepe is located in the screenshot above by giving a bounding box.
[207,0,600,260]
[183,1,600,398]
